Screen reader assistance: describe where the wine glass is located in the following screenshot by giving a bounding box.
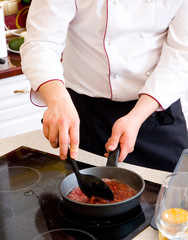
[155,172,188,240]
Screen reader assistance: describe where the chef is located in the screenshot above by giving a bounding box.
[20,0,188,171]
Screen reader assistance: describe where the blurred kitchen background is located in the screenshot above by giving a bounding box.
[0,0,188,140]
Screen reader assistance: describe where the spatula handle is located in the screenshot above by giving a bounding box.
[67,148,82,180]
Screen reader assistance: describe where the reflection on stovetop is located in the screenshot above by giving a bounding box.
[39,193,146,240]
[0,146,161,240]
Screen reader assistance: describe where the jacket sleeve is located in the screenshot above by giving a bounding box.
[20,0,76,106]
[139,0,188,110]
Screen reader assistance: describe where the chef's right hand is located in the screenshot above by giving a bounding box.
[39,80,80,160]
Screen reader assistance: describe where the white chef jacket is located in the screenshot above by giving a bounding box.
[20,0,188,110]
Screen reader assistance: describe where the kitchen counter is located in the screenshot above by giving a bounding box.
[0,32,23,80]
[0,130,170,240]
[0,52,22,79]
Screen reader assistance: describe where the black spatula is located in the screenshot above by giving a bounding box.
[67,149,114,201]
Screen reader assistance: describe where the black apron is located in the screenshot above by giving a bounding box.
[68,88,188,172]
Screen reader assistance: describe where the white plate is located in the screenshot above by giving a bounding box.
[7,46,20,54]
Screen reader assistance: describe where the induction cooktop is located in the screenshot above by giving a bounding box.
[0,146,161,240]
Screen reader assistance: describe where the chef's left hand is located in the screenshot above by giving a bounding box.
[105,94,160,161]
[105,114,141,161]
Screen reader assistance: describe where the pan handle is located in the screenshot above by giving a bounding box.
[106,144,120,167]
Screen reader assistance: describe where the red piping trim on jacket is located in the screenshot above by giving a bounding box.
[103,0,113,100]
[139,93,164,111]
[30,79,64,107]
[74,0,77,10]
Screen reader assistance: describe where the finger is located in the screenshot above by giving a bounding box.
[118,138,134,162]
[48,124,60,148]
[69,124,80,159]
[45,116,60,148]
[43,123,49,141]
[42,117,50,141]
[118,143,128,162]
[59,127,69,160]
[106,122,123,151]
[105,135,120,153]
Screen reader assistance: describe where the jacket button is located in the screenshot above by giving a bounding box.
[146,71,151,76]
[113,0,119,5]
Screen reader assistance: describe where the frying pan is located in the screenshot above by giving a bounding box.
[59,147,145,217]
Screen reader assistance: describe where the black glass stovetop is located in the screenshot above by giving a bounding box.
[0,146,160,240]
